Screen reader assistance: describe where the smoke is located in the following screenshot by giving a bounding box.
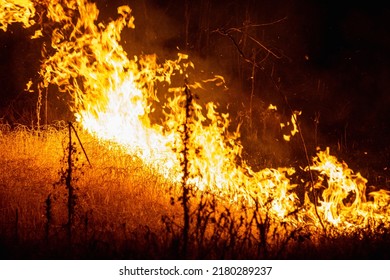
[1,0,389,171]
[108,0,301,166]
[0,0,309,164]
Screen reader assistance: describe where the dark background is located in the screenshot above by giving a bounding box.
[1,0,389,174]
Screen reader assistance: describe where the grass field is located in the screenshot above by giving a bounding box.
[1,122,390,260]
[0,123,180,259]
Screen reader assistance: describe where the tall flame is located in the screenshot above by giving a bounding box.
[2,0,390,236]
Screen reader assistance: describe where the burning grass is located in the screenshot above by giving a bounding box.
[1,123,390,259]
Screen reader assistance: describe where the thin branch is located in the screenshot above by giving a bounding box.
[215,30,326,234]
[212,16,289,63]
[69,122,92,167]
[224,27,283,59]
[267,77,327,235]
[240,17,288,29]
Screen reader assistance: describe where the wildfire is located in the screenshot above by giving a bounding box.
[2,0,390,237]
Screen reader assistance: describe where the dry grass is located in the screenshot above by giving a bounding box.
[0,122,180,258]
[1,123,390,259]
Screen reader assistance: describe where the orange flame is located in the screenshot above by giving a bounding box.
[310,148,390,231]
[0,0,36,31]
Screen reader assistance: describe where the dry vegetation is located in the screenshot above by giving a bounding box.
[1,122,390,260]
[0,122,179,259]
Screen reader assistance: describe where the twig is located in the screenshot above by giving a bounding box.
[66,122,74,243]
[239,17,288,29]
[217,32,327,234]
[181,82,193,258]
[212,24,288,65]
[69,122,92,167]
[270,81,326,235]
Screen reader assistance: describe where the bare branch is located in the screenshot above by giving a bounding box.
[212,25,288,65]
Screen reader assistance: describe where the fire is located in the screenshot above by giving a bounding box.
[0,0,36,31]
[310,148,390,231]
[2,0,390,238]
[280,110,301,142]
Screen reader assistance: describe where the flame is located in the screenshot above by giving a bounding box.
[38,0,292,204]
[280,110,301,141]
[0,0,36,31]
[309,147,390,232]
[2,0,390,238]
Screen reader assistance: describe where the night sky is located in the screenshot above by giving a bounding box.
[1,0,389,159]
